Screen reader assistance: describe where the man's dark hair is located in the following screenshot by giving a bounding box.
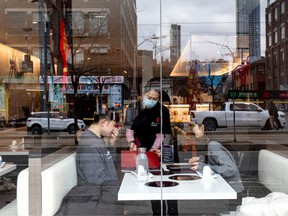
[93,111,120,123]
[93,112,109,123]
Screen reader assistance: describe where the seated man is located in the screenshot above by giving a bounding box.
[55,112,123,216]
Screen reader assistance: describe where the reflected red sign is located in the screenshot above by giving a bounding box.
[261,91,288,99]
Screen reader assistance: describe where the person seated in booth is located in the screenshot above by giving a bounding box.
[55,111,123,216]
[188,124,244,193]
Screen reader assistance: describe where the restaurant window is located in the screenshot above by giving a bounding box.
[88,11,108,35]
[5,1,288,216]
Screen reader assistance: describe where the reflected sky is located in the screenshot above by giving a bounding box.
[137,0,267,61]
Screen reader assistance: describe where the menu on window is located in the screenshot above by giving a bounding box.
[166,104,190,123]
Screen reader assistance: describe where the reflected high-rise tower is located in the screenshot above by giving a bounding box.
[236,0,261,63]
[170,24,181,68]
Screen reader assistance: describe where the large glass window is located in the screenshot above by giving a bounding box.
[1,1,288,216]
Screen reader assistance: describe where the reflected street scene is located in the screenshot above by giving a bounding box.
[0,0,288,215]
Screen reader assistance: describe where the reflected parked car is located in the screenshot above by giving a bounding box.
[26,111,86,134]
[190,102,286,131]
[7,116,28,128]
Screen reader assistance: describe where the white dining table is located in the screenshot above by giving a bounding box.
[0,163,16,177]
[118,172,237,201]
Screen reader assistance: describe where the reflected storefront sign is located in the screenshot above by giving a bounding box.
[42,75,125,85]
[228,90,288,100]
[41,75,126,111]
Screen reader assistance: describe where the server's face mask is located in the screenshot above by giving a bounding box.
[143,97,158,108]
[143,90,159,108]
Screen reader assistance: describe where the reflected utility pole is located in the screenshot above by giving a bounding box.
[38,0,50,133]
[38,0,47,110]
[209,40,238,141]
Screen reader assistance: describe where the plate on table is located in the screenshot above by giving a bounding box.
[0,162,6,168]
[166,163,192,170]
[166,163,195,174]
[145,181,179,187]
[169,174,201,181]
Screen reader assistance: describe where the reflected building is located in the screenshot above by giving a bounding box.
[137,50,154,92]
[236,0,261,63]
[170,24,181,68]
[0,0,136,121]
[265,0,287,91]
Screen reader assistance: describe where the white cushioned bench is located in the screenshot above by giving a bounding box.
[258,149,288,194]
[0,153,77,216]
[234,149,288,215]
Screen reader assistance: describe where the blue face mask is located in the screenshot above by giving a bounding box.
[143,97,158,108]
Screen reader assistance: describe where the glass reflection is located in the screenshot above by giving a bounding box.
[0,0,287,215]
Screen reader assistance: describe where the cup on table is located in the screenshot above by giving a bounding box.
[203,166,212,178]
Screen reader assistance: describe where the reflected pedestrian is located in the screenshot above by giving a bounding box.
[268,100,279,130]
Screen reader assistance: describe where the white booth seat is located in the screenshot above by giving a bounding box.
[0,153,77,216]
[234,149,288,216]
[41,153,77,216]
[258,149,288,194]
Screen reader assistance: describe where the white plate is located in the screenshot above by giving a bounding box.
[0,162,6,168]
